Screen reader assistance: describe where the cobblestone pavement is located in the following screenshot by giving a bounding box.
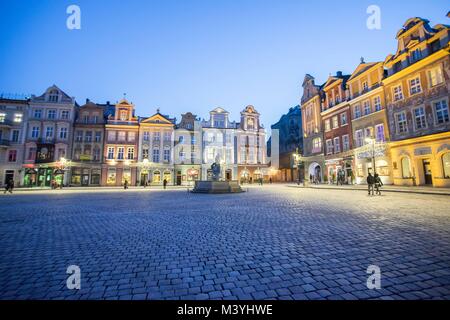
[0,185,449,300]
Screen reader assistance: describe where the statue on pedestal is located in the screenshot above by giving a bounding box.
[210,154,222,181]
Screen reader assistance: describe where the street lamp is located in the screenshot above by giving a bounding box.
[365,138,376,175]
[293,148,302,185]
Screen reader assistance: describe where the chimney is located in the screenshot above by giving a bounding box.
[336,71,343,77]
[86,98,90,104]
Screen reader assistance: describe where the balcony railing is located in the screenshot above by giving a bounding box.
[0,139,10,147]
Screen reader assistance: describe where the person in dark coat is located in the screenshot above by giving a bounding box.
[163,179,167,190]
[367,173,375,196]
[374,173,383,195]
[124,179,129,190]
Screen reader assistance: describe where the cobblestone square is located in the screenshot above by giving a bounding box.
[0,185,449,300]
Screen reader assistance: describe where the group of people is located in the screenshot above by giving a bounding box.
[124,178,169,190]
[367,172,383,196]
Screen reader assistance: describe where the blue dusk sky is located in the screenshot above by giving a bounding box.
[0,0,448,130]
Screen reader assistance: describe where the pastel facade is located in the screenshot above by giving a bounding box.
[384,18,450,187]
[236,106,267,183]
[24,86,76,187]
[137,111,175,186]
[0,98,28,187]
[201,108,238,181]
[174,112,202,186]
[347,61,392,185]
[321,72,353,184]
[70,100,106,186]
[102,99,139,186]
[301,75,324,182]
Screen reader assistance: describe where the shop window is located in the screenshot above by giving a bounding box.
[163,171,171,183]
[153,171,161,183]
[443,153,450,179]
[107,168,116,185]
[376,160,390,176]
[401,157,412,178]
[122,168,131,185]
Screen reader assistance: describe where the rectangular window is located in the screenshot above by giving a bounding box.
[46,127,54,138]
[164,132,171,141]
[142,148,149,159]
[95,131,101,142]
[414,107,427,130]
[127,147,134,160]
[164,149,170,162]
[128,132,136,142]
[312,138,322,153]
[154,132,160,141]
[355,130,364,148]
[117,147,124,160]
[107,168,116,185]
[434,100,449,124]
[393,85,404,101]
[363,100,371,116]
[396,112,408,133]
[11,130,20,142]
[324,119,331,132]
[61,110,70,120]
[76,131,83,142]
[153,149,160,163]
[354,105,361,119]
[340,113,347,126]
[85,131,92,142]
[8,150,17,162]
[34,109,42,118]
[326,140,333,155]
[59,127,68,140]
[143,132,150,141]
[14,113,23,123]
[333,137,340,153]
[107,147,114,160]
[27,147,36,161]
[108,131,116,141]
[332,116,339,129]
[374,96,382,112]
[342,135,350,151]
[31,127,40,138]
[118,132,126,141]
[48,110,57,119]
[375,124,385,142]
[428,67,444,87]
[409,77,422,95]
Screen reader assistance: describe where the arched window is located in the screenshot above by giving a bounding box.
[163,171,171,183]
[153,171,161,183]
[401,157,411,178]
[442,153,450,179]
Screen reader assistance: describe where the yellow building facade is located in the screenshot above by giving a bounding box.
[383,18,450,187]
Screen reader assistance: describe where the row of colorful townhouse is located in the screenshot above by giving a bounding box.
[300,16,450,188]
[0,88,267,188]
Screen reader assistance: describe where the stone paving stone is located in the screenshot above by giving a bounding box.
[0,187,449,300]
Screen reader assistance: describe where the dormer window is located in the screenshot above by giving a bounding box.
[247,118,255,130]
[48,90,59,102]
[362,81,368,92]
[411,48,422,62]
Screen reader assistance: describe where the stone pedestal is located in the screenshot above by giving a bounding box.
[192,180,244,194]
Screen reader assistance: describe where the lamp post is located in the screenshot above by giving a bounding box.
[293,148,302,185]
[365,138,376,175]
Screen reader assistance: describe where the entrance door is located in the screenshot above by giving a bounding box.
[4,170,14,186]
[140,173,148,186]
[176,171,182,186]
[423,160,433,185]
[81,175,89,186]
[226,170,231,181]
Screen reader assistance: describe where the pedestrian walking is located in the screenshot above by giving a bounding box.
[269,177,273,184]
[8,179,14,194]
[367,172,375,196]
[4,180,11,194]
[163,178,167,190]
[374,173,383,195]
[124,179,129,190]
